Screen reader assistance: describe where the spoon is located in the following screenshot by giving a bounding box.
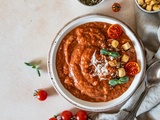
[124,60,160,120]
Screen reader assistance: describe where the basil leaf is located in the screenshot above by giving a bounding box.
[109,79,118,86]
[108,52,120,58]
[100,49,109,55]
[100,49,120,58]
[109,76,129,86]
[119,76,129,84]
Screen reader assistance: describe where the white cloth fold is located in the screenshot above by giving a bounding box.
[95,2,160,120]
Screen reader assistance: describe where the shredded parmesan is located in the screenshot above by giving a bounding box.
[109,56,114,60]
[90,51,109,81]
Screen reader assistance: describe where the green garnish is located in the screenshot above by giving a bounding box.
[24,61,41,77]
[109,76,129,86]
[118,76,129,84]
[80,0,102,6]
[100,49,120,58]
[109,78,119,86]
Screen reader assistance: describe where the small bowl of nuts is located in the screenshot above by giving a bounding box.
[78,0,104,6]
[135,0,160,13]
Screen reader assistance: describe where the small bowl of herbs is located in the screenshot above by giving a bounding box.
[78,0,104,6]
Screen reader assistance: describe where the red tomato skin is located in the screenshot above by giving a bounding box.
[34,89,48,101]
[112,3,121,12]
[107,24,123,39]
[76,110,88,120]
[49,117,57,120]
[125,62,140,76]
[61,110,73,120]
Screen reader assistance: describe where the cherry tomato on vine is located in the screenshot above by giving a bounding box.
[76,110,88,120]
[125,62,140,76]
[61,110,73,120]
[33,89,48,101]
[107,24,123,39]
[112,3,121,12]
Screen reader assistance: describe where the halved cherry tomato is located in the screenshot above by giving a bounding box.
[125,62,140,76]
[61,110,73,120]
[107,24,123,39]
[33,89,48,101]
[112,3,121,12]
[76,110,88,120]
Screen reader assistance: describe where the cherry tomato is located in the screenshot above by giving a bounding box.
[112,3,121,12]
[76,110,88,120]
[49,117,57,120]
[61,110,73,120]
[107,24,123,39]
[33,89,48,101]
[125,62,140,76]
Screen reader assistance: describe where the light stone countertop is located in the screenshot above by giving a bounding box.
[0,0,136,119]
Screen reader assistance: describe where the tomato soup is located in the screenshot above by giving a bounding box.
[56,22,139,102]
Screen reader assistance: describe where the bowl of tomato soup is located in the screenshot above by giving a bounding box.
[48,14,146,112]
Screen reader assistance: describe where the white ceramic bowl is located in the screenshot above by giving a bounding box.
[78,0,104,6]
[135,0,160,13]
[48,14,146,112]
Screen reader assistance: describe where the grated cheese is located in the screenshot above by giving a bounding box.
[109,56,114,60]
[90,51,109,81]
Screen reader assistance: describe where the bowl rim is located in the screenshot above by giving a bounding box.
[77,0,104,6]
[135,0,160,13]
[47,14,146,112]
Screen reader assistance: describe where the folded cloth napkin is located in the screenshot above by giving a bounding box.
[94,3,160,120]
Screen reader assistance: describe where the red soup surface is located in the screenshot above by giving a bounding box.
[56,22,140,102]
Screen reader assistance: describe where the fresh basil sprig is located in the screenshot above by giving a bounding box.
[100,49,120,58]
[109,76,129,86]
[24,61,41,77]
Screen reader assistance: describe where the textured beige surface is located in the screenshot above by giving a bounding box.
[0,0,136,119]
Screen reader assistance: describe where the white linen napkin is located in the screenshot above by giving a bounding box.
[94,3,160,120]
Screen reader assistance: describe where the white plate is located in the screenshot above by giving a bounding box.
[48,14,146,112]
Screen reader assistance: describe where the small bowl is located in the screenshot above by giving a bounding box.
[48,14,146,112]
[78,0,104,6]
[135,0,160,13]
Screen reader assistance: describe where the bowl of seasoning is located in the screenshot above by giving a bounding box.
[78,0,104,6]
[48,14,146,112]
[135,0,160,13]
